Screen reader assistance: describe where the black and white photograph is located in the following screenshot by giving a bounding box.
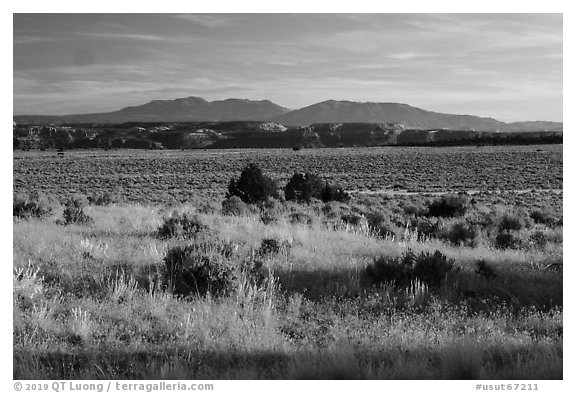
[11,9,564,383]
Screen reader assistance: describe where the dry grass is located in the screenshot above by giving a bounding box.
[13,200,562,379]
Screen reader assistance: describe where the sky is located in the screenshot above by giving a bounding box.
[13,13,563,122]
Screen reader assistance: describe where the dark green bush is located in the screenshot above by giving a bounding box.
[284,172,324,203]
[157,211,209,239]
[63,195,94,225]
[427,194,468,218]
[13,191,53,219]
[226,163,279,204]
[321,183,350,203]
[366,249,455,288]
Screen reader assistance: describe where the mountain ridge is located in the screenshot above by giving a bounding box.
[13,96,562,132]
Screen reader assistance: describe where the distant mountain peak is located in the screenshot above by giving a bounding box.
[12,96,562,132]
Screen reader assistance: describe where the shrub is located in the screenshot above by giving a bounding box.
[162,243,264,297]
[529,230,548,249]
[321,184,350,203]
[494,231,523,250]
[284,172,325,203]
[157,211,209,239]
[366,211,402,239]
[409,216,439,238]
[412,250,455,287]
[288,211,314,225]
[498,212,525,232]
[88,191,122,206]
[341,212,364,226]
[258,238,292,256]
[226,163,279,204]
[439,220,477,246]
[13,191,53,219]
[62,195,94,225]
[163,245,237,297]
[221,196,250,216]
[530,208,556,226]
[475,260,497,281]
[259,198,284,225]
[402,203,427,216]
[366,249,455,288]
[365,249,416,286]
[427,194,468,218]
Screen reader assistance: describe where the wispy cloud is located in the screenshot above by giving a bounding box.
[389,52,420,60]
[173,14,239,28]
[74,32,170,42]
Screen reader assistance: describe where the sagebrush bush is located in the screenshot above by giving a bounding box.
[365,249,416,286]
[409,216,439,237]
[402,202,427,216]
[366,249,455,288]
[163,245,237,297]
[259,198,285,225]
[162,243,263,297]
[88,191,122,206]
[226,163,279,204]
[427,194,468,218]
[475,260,497,281]
[530,208,556,226]
[288,211,314,225]
[341,212,365,226]
[439,219,477,246]
[529,230,548,249]
[498,212,527,232]
[495,231,523,250]
[258,238,291,256]
[13,191,54,219]
[412,250,455,287]
[366,211,402,239]
[221,196,251,216]
[157,211,209,239]
[62,195,94,225]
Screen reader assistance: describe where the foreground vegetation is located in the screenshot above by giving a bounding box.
[13,162,563,378]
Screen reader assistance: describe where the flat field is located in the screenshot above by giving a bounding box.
[13,145,563,379]
[13,145,563,203]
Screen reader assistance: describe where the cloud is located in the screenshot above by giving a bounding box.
[74,32,170,42]
[173,14,239,28]
[389,52,420,60]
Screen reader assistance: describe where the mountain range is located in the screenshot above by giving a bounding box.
[14,96,562,132]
